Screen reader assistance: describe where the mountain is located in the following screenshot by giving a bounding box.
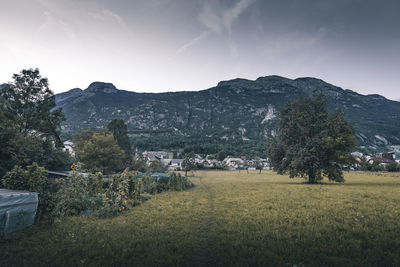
[56,76,400,154]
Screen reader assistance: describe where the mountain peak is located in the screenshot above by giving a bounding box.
[256,75,292,82]
[86,82,118,94]
[217,78,252,87]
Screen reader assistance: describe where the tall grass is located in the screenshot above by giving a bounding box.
[1,171,400,266]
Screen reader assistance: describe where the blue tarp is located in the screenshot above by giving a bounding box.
[0,189,38,236]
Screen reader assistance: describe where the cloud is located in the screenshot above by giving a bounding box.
[198,0,255,34]
[175,31,211,55]
[37,11,76,39]
[89,8,126,28]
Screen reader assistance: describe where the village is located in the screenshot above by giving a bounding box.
[63,140,400,173]
[142,151,270,171]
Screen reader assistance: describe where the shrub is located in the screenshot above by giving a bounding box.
[2,163,62,223]
[138,174,159,194]
[87,172,104,196]
[168,173,194,191]
[386,162,400,172]
[54,172,92,217]
[95,170,140,217]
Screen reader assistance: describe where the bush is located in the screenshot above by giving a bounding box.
[54,172,92,217]
[96,170,140,217]
[168,173,194,191]
[3,165,194,223]
[386,162,400,172]
[2,163,62,223]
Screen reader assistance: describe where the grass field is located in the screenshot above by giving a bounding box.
[1,171,400,266]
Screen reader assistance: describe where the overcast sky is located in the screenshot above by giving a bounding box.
[0,0,399,99]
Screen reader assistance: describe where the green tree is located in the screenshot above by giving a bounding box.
[267,94,356,183]
[216,149,227,161]
[182,151,196,176]
[0,68,65,146]
[74,130,125,174]
[107,118,132,158]
[149,160,165,172]
[0,69,70,178]
[131,155,148,172]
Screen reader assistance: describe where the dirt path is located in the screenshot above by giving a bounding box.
[192,174,216,266]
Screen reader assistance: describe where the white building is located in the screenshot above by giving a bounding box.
[223,157,244,169]
[63,140,75,156]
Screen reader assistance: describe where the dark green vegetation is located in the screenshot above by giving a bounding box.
[268,95,356,183]
[107,118,132,158]
[56,76,400,156]
[1,171,400,266]
[0,69,72,178]
[2,163,61,223]
[2,162,192,224]
[182,151,196,176]
[73,129,126,174]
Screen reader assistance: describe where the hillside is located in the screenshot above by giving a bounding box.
[56,76,400,154]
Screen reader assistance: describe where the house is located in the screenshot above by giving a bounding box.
[63,140,75,156]
[368,157,395,166]
[201,159,223,169]
[194,154,204,164]
[223,157,244,169]
[160,159,172,167]
[169,159,183,170]
[143,151,174,165]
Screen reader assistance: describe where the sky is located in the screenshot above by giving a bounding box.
[0,0,399,100]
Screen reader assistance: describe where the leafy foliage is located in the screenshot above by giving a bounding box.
[267,95,356,183]
[182,151,196,176]
[54,170,193,218]
[73,130,125,174]
[0,69,70,179]
[107,118,132,159]
[1,68,64,145]
[2,163,62,223]
[149,160,166,173]
[130,155,148,172]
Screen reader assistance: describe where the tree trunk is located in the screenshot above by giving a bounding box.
[308,171,316,184]
[185,168,188,176]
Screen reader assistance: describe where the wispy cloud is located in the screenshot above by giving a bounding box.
[175,31,211,55]
[89,8,126,28]
[37,11,76,39]
[198,0,255,34]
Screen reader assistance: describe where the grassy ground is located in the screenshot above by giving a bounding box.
[1,171,400,266]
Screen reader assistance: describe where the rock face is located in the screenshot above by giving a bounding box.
[56,75,400,148]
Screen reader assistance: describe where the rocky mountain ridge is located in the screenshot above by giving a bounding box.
[55,75,400,151]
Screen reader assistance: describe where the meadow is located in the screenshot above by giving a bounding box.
[1,170,400,266]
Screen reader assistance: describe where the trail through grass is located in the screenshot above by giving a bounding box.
[1,171,400,266]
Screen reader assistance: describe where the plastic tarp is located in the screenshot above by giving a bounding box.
[135,172,171,183]
[0,189,38,236]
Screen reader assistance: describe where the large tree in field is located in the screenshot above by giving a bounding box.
[182,152,196,176]
[267,94,356,183]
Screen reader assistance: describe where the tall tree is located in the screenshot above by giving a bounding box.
[74,130,125,174]
[182,152,196,176]
[1,68,65,146]
[0,69,69,178]
[107,119,132,158]
[267,94,356,183]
